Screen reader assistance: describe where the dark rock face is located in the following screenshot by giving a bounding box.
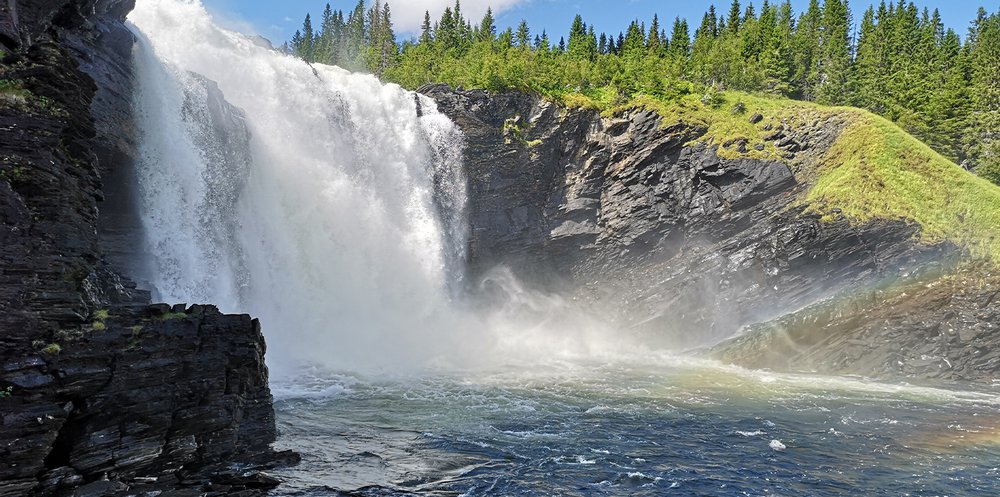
[0,0,134,49]
[1,1,284,495]
[423,84,956,350]
[1,305,281,497]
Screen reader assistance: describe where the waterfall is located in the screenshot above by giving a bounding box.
[128,0,469,372]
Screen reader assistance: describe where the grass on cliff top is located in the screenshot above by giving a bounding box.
[806,111,1000,261]
[556,86,1000,262]
[555,84,821,161]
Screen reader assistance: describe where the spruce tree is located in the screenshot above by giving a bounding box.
[568,15,588,58]
[299,14,315,61]
[966,10,1000,184]
[728,0,742,34]
[670,17,690,58]
[791,0,822,100]
[648,14,662,52]
[516,20,531,49]
[815,0,852,105]
[420,11,433,44]
[478,8,496,43]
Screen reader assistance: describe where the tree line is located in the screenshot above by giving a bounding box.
[286,1,1000,185]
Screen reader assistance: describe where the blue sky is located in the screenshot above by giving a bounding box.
[199,0,989,45]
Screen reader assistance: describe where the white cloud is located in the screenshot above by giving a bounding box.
[387,0,528,34]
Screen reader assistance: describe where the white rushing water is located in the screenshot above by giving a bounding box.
[128,0,470,373]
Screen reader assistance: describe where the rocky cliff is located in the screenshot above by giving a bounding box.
[421,84,998,383]
[0,1,286,496]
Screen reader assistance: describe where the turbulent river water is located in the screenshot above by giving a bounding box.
[269,358,1000,496]
[127,1,1000,495]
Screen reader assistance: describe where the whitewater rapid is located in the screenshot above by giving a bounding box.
[128,0,469,372]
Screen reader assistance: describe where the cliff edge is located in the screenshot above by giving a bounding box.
[0,2,288,496]
[422,83,999,385]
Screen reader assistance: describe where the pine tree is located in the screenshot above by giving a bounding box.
[498,27,514,49]
[478,7,496,43]
[728,0,742,34]
[420,11,433,44]
[622,20,646,56]
[343,0,366,69]
[291,29,303,57]
[567,14,588,58]
[815,0,852,105]
[764,0,796,94]
[516,20,530,49]
[297,14,315,61]
[791,0,822,99]
[365,1,397,76]
[966,10,1000,184]
[648,14,662,52]
[314,4,335,64]
[851,5,880,109]
[587,25,598,58]
[669,17,690,58]
[743,3,757,23]
[697,6,719,38]
[538,29,551,53]
[438,7,457,50]
[691,7,721,84]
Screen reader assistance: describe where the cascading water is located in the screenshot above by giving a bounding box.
[125,2,1000,495]
[129,0,470,373]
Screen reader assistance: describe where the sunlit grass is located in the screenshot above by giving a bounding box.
[806,111,1000,261]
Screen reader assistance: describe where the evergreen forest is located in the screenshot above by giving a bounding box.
[285,0,1000,185]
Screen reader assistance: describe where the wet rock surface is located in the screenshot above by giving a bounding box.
[422,84,986,374]
[1,305,286,497]
[1,1,286,495]
[712,266,1000,385]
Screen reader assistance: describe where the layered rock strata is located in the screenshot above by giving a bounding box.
[423,85,956,352]
[0,1,286,495]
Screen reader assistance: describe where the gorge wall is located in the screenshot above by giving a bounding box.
[0,2,285,496]
[422,84,997,383]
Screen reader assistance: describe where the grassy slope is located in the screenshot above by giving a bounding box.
[808,112,1000,261]
[557,87,1000,261]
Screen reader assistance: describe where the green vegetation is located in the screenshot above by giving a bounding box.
[0,79,30,107]
[91,309,109,331]
[285,1,1000,260]
[502,116,541,147]
[159,312,187,321]
[0,386,12,398]
[126,325,144,351]
[41,343,61,356]
[806,110,1000,260]
[288,1,1000,186]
